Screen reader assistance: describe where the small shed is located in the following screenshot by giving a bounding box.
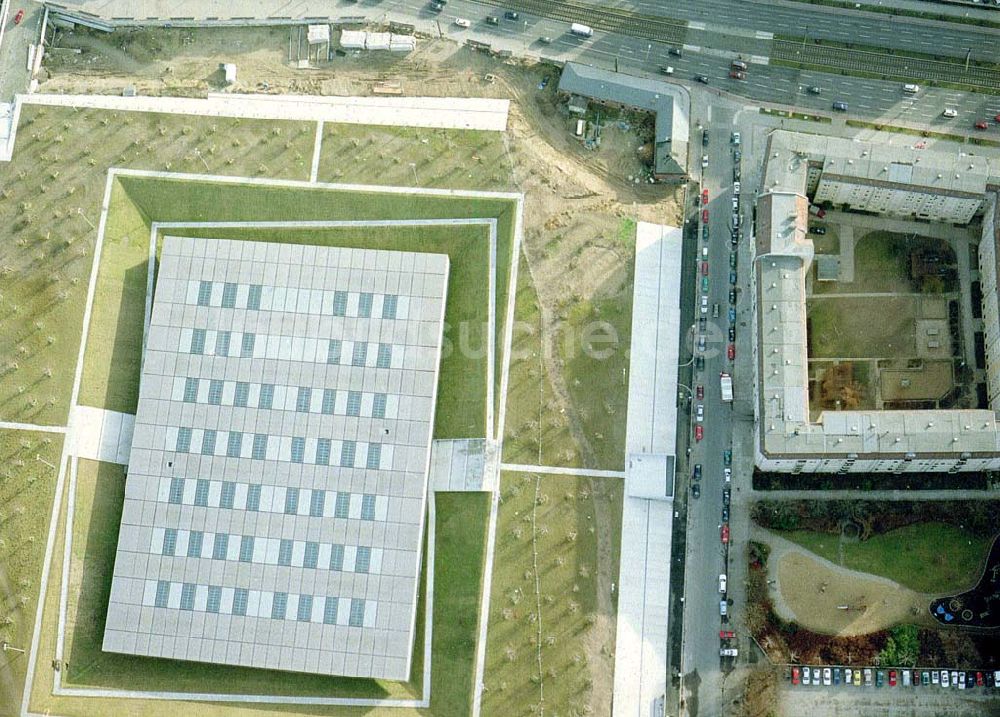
[815,255,840,281]
[220,63,237,85]
[340,30,366,50]
[307,24,330,45]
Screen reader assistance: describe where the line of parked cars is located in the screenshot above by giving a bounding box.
[792,666,1000,690]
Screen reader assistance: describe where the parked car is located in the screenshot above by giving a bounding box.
[832,101,849,111]
[792,667,801,685]
[876,670,885,687]
[803,667,811,685]
[713,302,720,318]
[853,669,861,686]
[723,488,730,505]
[539,35,553,43]
[695,356,705,371]
[693,464,702,480]
[14,9,25,24]
[454,17,471,27]
[696,404,705,422]
[696,384,704,400]
[702,225,710,241]
[864,668,873,686]
[727,343,735,360]
[932,670,939,685]
[728,325,736,341]
[729,270,737,285]
[833,668,841,686]
[695,425,704,441]
[701,295,709,314]
[942,108,958,118]
[733,181,741,195]
[720,629,735,639]
[959,671,966,689]
[701,261,710,276]
[729,70,747,80]
[699,317,707,331]
[941,670,949,687]
[722,505,729,521]
[701,276,710,293]
[975,120,989,130]
[702,155,709,169]
[430,1,446,11]
[721,523,730,543]
[724,467,732,483]
[809,226,827,235]
[889,670,897,687]
[921,670,930,686]
[732,195,739,211]
[808,86,822,94]
[702,188,709,205]
[723,449,732,466]
[697,335,706,353]
[719,573,727,593]
[732,132,741,145]
[691,483,701,498]
[695,75,710,84]
[702,129,710,147]
[729,288,737,305]
[669,47,683,57]
[844,668,853,685]
[504,10,519,20]
[702,208,709,223]
[728,307,736,323]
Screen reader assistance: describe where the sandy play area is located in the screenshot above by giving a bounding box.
[773,550,929,636]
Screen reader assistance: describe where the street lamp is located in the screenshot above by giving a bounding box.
[1,642,25,654]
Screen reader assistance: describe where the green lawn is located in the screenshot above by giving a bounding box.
[808,296,917,358]
[503,222,635,471]
[783,522,991,594]
[78,175,518,439]
[317,124,515,191]
[35,458,489,715]
[0,431,63,717]
[481,472,622,717]
[0,107,315,425]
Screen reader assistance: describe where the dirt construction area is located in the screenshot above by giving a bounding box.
[772,549,930,637]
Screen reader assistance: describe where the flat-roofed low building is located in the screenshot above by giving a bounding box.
[102,236,449,680]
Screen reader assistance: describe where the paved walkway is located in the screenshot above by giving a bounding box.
[431,439,489,491]
[614,221,683,717]
[750,487,999,500]
[21,92,510,130]
[68,406,135,465]
[0,421,66,434]
[498,462,626,479]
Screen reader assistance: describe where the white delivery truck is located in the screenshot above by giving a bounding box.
[720,372,733,402]
[570,23,594,37]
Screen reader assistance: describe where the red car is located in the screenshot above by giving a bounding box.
[13,9,24,24]
[792,667,800,685]
[719,630,735,639]
[727,343,735,360]
[729,70,746,80]
[976,120,989,130]
[702,188,709,205]
[977,671,984,686]
[721,523,730,543]
[701,261,709,276]
[695,425,704,442]
[702,209,709,223]
[889,670,897,686]
[995,114,1000,123]
[696,384,704,400]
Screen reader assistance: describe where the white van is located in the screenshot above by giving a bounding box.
[570,23,593,38]
[903,83,920,94]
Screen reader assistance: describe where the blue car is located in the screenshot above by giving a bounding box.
[728,307,737,323]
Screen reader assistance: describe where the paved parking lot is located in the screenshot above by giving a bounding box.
[780,685,1000,717]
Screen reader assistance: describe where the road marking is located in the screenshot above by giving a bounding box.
[755,31,774,40]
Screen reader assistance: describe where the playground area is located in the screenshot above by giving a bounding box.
[771,548,929,637]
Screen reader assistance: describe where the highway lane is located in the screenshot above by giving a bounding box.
[607,0,1000,58]
[417,0,1000,124]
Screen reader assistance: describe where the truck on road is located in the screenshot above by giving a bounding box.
[570,23,594,37]
[720,372,733,402]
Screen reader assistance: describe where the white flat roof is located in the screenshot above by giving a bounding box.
[613,221,681,717]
